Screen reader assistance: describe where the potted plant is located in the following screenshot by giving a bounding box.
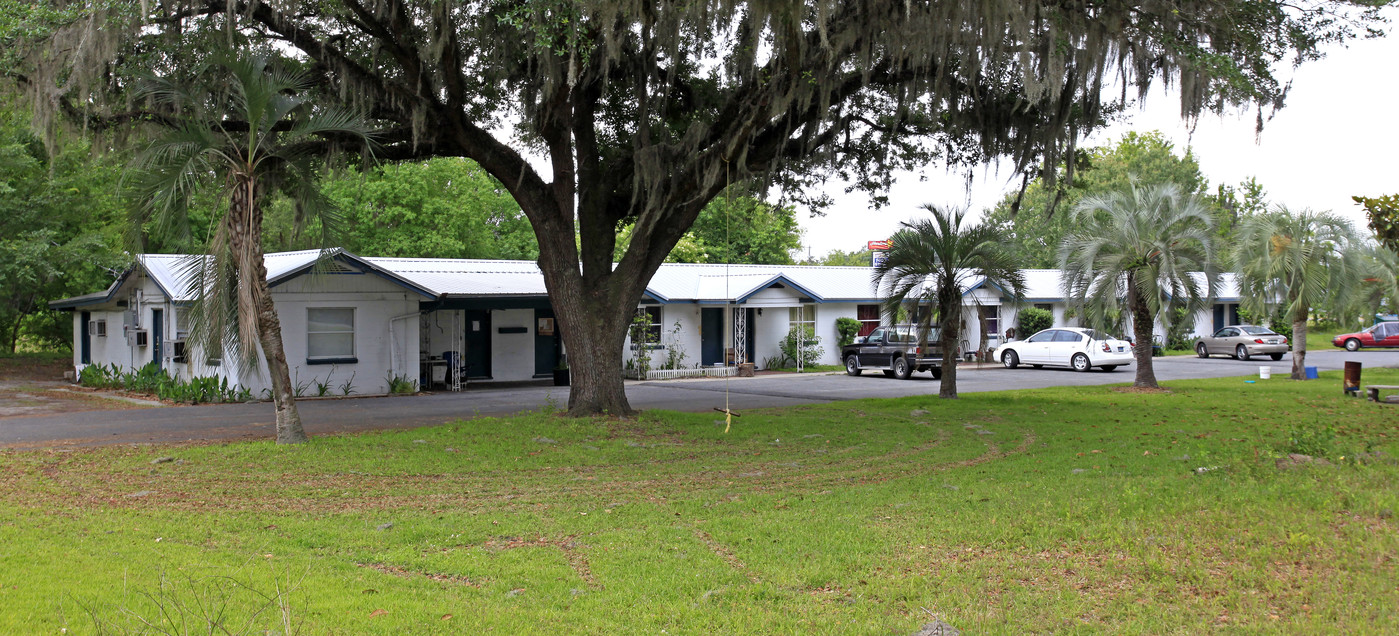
[553,356,570,386]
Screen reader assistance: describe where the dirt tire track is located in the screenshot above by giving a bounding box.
[690,527,759,584]
[5,428,1036,516]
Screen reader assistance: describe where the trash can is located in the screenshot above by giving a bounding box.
[1259,366,1272,380]
[1304,366,1319,380]
[1344,361,1362,395]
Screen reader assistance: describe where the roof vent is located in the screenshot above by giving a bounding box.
[321,260,359,274]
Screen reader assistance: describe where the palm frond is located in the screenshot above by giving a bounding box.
[1060,182,1218,334]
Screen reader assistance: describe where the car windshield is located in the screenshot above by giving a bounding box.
[1082,329,1115,341]
[1241,326,1277,336]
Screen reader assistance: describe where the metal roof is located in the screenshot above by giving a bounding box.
[50,249,434,309]
[53,249,1245,309]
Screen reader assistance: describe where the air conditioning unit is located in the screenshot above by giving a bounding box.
[172,341,187,363]
[128,329,149,348]
[88,320,107,337]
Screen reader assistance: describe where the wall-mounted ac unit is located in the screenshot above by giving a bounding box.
[88,320,107,337]
[172,341,187,363]
[128,329,149,348]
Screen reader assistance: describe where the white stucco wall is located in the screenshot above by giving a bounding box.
[72,273,182,374]
[812,303,855,365]
[249,272,423,396]
[658,304,704,368]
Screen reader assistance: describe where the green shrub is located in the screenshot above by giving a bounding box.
[1016,307,1053,337]
[385,372,418,394]
[776,325,823,368]
[835,317,862,347]
[1166,306,1197,350]
[80,362,248,404]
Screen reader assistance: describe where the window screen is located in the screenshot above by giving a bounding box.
[308,308,355,358]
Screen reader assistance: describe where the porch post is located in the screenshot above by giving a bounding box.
[732,305,746,364]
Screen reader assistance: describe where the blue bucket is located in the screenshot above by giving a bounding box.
[1305,366,1319,380]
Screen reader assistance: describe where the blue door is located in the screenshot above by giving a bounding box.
[464,310,491,379]
[534,308,559,376]
[151,309,164,370]
[80,311,92,365]
[701,308,724,366]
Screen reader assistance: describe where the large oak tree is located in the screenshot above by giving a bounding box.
[9,0,1384,415]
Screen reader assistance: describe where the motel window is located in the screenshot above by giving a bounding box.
[632,306,662,345]
[856,304,880,336]
[307,307,356,362]
[983,306,1000,339]
[174,307,191,338]
[1034,303,1053,312]
[789,305,815,329]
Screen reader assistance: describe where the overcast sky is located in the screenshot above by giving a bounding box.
[797,14,1399,258]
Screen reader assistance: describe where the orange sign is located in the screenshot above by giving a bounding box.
[867,240,890,251]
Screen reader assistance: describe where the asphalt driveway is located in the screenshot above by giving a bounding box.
[3,348,1395,448]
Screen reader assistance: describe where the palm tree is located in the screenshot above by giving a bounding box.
[130,54,376,443]
[1060,183,1219,389]
[873,205,1024,398]
[1234,208,1359,379]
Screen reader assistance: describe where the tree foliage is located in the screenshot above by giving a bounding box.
[811,248,875,267]
[985,131,1225,268]
[1233,208,1360,379]
[615,192,803,264]
[128,54,377,444]
[874,205,1025,399]
[290,158,539,260]
[1353,194,1399,252]
[1060,183,1220,389]
[0,107,126,352]
[12,0,1383,416]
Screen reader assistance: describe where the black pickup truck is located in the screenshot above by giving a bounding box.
[841,324,950,380]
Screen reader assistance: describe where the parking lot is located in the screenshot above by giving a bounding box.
[2,348,1396,448]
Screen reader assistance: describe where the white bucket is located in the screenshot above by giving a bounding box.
[1259,366,1271,380]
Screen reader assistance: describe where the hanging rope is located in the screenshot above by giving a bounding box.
[714,159,737,433]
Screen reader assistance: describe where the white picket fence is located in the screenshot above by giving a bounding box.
[643,365,738,381]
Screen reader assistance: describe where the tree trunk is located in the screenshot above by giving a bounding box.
[939,293,961,399]
[550,279,635,416]
[1128,277,1159,389]
[977,306,989,362]
[230,177,307,443]
[252,274,307,443]
[1290,305,1308,380]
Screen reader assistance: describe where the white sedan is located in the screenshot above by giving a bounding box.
[994,328,1134,372]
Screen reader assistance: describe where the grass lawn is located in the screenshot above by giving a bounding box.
[1307,330,1343,353]
[2,371,1397,633]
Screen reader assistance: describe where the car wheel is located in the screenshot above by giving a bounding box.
[844,355,862,376]
[930,366,942,380]
[1100,365,1118,372]
[1345,338,1361,352]
[1235,344,1250,361]
[893,356,912,380]
[1269,353,1284,361]
[1002,350,1019,369]
[1196,343,1209,358]
[1071,353,1091,372]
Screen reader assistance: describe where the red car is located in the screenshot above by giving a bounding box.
[1332,322,1399,351]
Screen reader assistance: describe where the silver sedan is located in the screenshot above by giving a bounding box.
[1194,325,1289,361]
